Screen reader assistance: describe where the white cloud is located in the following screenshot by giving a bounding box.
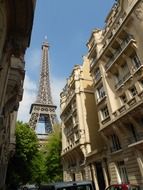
[17,75,37,122]
[26,48,41,70]
[17,74,66,123]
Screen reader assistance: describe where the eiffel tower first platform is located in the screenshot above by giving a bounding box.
[29,40,57,144]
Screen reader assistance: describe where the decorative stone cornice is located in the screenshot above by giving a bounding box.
[134,0,143,21]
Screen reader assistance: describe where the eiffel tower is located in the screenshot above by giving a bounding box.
[29,39,57,142]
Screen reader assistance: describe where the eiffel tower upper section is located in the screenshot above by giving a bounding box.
[29,40,57,136]
[36,41,53,105]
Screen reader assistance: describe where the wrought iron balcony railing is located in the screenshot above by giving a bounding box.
[105,35,135,71]
[110,146,122,153]
[115,71,131,89]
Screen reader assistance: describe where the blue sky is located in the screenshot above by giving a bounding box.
[17,0,115,122]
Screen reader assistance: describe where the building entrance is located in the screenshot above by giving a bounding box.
[95,162,105,190]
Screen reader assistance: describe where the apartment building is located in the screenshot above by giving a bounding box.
[0,1,36,189]
[87,0,143,188]
[60,57,105,186]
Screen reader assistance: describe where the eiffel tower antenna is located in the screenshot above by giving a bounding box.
[29,39,57,143]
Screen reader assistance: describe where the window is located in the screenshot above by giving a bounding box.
[131,53,141,71]
[128,123,138,142]
[90,40,95,50]
[73,114,78,126]
[129,86,137,97]
[108,32,113,40]
[72,99,76,109]
[117,161,129,183]
[120,94,127,104]
[114,72,122,88]
[96,85,105,101]
[110,134,121,152]
[101,106,109,120]
[121,63,129,73]
[94,68,101,81]
[75,130,80,141]
[70,136,74,144]
[121,63,130,81]
[139,118,143,127]
[114,72,120,82]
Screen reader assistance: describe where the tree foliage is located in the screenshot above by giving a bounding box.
[6,122,63,189]
[6,121,39,189]
[30,150,47,185]
[44,124,63,182]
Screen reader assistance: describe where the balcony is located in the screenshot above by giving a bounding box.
[63,112,72,123]
[127,97,137,107]
[105,35,135,71]
[115,78,123,90]
[115,71,131,90]
[73,121,78,128]
[110,146,122,153]
[90,57,97,68]
[66,129,74,137]
[61,90,75,114]
[132,62,143,76]
[112,94,143,120]
[94,74,102,84]
[62,138,81,154]
[72,103,77,113]
[118,105,126,114]
[97,93,106,104]
[101,115,110,125]
[66,90,75,105]
[88,43,97,59]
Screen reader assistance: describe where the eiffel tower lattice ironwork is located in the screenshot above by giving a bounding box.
[29,40,57,140]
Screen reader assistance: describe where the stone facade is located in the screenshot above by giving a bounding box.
[61,0,143,189]
[87,0,143,189]
[0,0,36,189]
[60,57,106,190]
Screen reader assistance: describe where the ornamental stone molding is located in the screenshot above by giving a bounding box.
[134,0,143,21]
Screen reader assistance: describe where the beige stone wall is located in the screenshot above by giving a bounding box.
[60,56,104,183]
[87,0,143,188]
[61,0,143,189]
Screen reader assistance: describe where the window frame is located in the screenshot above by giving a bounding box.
[100,105,110,120]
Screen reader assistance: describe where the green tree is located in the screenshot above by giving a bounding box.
[44,124,63,182]
[6,122,63,189]
[30,150,48,185]
[6,121,39,189]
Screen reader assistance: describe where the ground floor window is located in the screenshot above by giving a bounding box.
[117,161,129,183]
